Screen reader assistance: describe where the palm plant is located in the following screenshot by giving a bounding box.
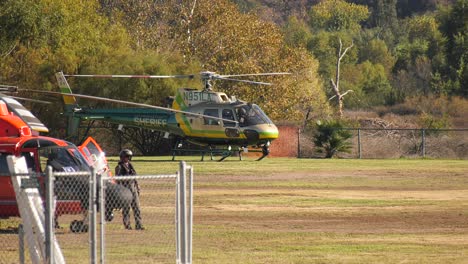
[313,119,352,158]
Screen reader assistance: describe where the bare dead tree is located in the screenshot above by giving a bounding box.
[181,0,197,60]
[330,38,354,118]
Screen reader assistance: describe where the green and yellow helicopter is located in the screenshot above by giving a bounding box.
[32,71,288,161]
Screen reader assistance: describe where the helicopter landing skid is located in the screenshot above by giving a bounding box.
[256,146,270,161]
[218,150,232,162]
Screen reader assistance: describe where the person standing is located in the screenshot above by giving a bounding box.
[115,149,144,230]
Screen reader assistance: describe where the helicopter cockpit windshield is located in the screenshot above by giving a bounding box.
[236,104,273,127]
[39,146,90,173]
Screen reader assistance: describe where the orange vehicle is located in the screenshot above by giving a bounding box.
[0,96,131,231]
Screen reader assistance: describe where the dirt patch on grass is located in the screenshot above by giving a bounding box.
[194,169,468,239]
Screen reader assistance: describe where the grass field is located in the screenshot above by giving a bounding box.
[111,156,468,264]
[1,157,467,263]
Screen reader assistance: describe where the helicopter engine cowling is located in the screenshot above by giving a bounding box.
[243,129,260,144]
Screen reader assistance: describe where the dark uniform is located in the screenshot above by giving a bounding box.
[115,149,144,230]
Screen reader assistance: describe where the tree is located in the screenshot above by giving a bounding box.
[307,0,368,116]
[0,0,134,139]
[370,0,398,30]
[162,0,330,121]
[330,39,354,118]
[391,14,447,98]
[116,126,172,156]
[283,16,312,48]
[358,38,395,75]
[313,119,352,158]
[309,0,369,33]
[437,0,468,96]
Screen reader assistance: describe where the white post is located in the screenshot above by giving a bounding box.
[176,170,181,264]
[8,156,43,264]
[188,165,193,264]
[89,168,97,264]
[45,166,54,264]
[7,156,65,264]
[178,161,188,264]
[18,224,25,264]
[99,174,106,264]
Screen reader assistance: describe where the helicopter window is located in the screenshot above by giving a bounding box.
[0,153,10,175]
[203,109,220,126]
[0,152,36,175]
[21,152,36,172]
[81,147,91,158]
[40,146,90,172]
[222,109,236,127]
[252,104,273,124]
[85,141,100,156]
[236,104,272,127]
[220,95,229,102]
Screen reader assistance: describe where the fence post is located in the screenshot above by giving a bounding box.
[357,128,362,159]
[99,173,105,264]
[45,166,54,264]
[421,129,426,158]
[188,165,193,264]
[89,168,97,264]
[176,171,180,264]
[297,128,301,158]
[18,224,24,264]
[178,161,188,264]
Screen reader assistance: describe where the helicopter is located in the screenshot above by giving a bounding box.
[0,91,132,232]
[27,71,288,161]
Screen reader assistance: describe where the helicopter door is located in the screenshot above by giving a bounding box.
[78,137,112,177]
[203,109,221,126]
[222,109,236,127]
[222,109,240,138]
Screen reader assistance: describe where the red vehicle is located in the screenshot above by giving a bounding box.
[0,97,131,231]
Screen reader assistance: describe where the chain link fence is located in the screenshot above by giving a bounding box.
[0,217,29,263]
[100,175,179,264]
[0,170,26,263]
[0,158,192,264]
[298,128,468,159]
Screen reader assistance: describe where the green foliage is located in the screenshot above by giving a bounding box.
[342,61,393,108]
[418,112,451,130]
[0,0,136,138]
[309,0,369,33]
[313,119,353,158]
[307,32,357,81]
[436,0,468,96]
[76,50,201,106]
[283,16,312,48]
[357,39,395,74]
[370,0,398,30]
[161,0,329,121]
[1,0,466,152]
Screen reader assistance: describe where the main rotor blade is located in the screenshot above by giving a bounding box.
[213,77,272,85]
[64,74,195,79]
[5,95,52,104]
[219,72,291,78]
[20,89,237,124]
[0,85,18,93]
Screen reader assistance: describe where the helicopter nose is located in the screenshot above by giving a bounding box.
[255,124,279,141]
[262,124,279,140]
[242,125,279,144]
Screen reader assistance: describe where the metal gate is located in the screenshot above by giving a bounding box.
[4,157,192,264]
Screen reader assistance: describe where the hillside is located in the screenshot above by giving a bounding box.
[232,0,456,24]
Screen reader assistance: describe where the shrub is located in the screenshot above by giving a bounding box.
[313,119,353,158]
